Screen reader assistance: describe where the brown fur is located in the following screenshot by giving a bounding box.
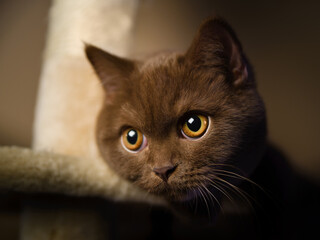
[85,17,267,204]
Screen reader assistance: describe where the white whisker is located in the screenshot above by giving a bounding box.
[197,184,211,219]
[201,182,223,214]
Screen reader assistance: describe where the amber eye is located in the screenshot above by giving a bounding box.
[181,114,209,139]
[121,128,146,152]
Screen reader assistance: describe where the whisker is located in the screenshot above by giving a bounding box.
[196,184,211,220]
[212,168,264,191]
[202,175,235,205]
[192,187,199,214]
[209,174,256,212]
[210,170,273,207]
[209,164,273,202]
[209,163,247,175]
[212,180,259,220]
[201,182,223,214]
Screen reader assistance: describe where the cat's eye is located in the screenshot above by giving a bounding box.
[121,128,147,152]
[181,114,209,139]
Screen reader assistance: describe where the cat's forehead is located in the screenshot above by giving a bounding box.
[139,52,180,71]
[122,53,227,135]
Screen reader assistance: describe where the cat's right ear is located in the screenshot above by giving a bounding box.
[186,17,249,87]
[85,44,135,101]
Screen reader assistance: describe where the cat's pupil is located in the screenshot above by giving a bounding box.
[187,116,201,132]
[127,129,138,145]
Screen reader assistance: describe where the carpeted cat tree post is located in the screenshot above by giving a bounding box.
[0,0,161,239]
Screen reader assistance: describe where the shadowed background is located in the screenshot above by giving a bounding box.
[0,0,319,177]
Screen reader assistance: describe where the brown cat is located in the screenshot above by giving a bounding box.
[85,17,320,239]
[85,17,267,215]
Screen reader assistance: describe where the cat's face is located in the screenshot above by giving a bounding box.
[86,18,267,202]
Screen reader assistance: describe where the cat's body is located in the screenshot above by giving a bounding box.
[85,17,320,239]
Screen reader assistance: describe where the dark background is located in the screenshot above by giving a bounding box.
[0,0,319,239]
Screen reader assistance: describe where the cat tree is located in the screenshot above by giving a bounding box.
[0,0,214,238]
[0,0,159,239]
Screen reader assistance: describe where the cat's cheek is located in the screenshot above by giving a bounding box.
[115,143,151,182]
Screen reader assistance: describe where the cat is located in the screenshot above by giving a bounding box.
[85,17,320,238]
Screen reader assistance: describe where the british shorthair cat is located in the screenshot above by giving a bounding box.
[85,17,319,238]
[86,16,266,206]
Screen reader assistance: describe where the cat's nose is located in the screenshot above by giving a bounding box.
[153,165,177,182]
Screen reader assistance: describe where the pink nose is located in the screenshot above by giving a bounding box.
[153,165,177,182]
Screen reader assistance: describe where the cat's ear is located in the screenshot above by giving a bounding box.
[186,17,249,86]
[85,44,135,101]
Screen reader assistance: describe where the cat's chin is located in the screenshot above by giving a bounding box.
[147,184,203,203]
[168,191,221,224]
[171,189,200,202]
[141,184,189,202]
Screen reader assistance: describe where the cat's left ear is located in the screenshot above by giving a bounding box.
[186,17,249,86]
[85,44,135,102]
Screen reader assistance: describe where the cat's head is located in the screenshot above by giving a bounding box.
[85,18,267,202]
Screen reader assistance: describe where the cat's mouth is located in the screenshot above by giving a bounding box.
[133,166,225,202]
[139,176,212,202]
[134,177,187,201]
[148,182,220,204]
[152,186,193,202]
